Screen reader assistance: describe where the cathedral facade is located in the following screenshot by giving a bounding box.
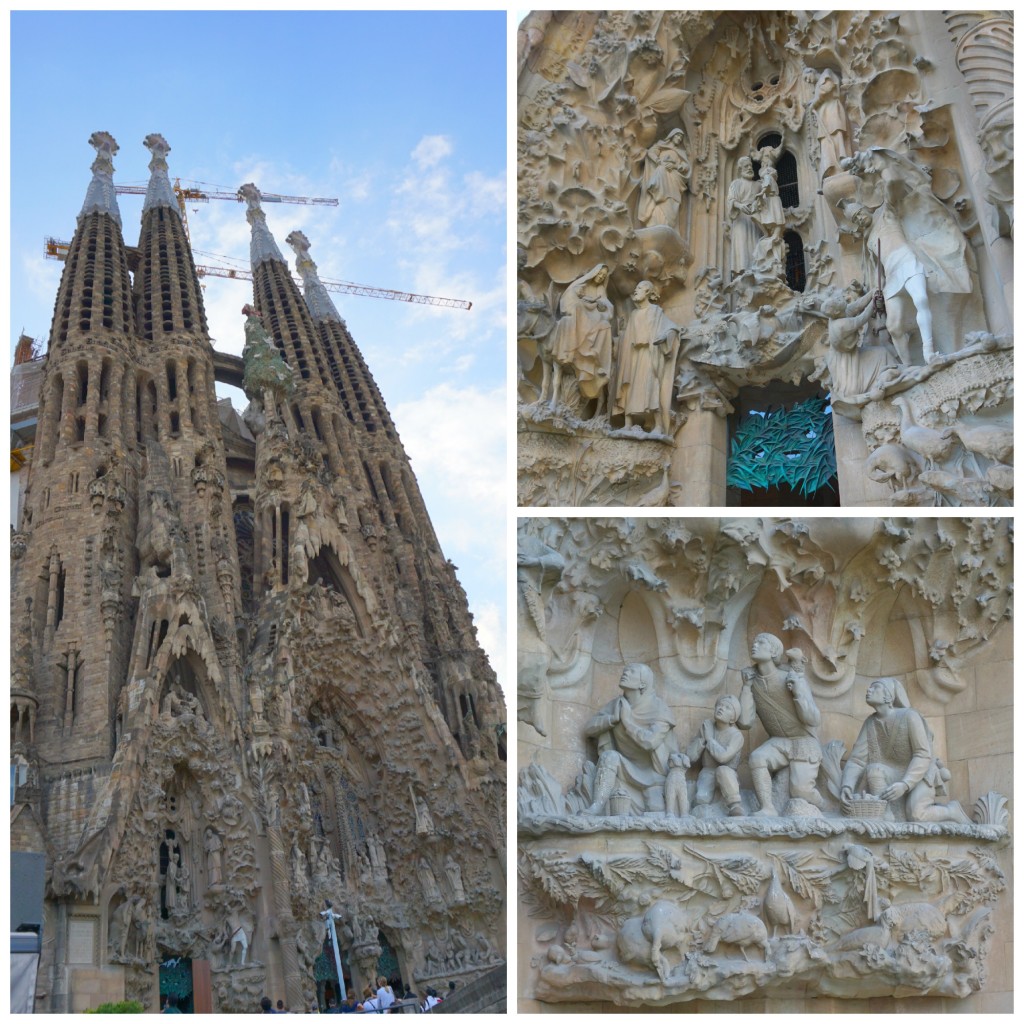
[11,132,506,1012]
[517,11,1013,507]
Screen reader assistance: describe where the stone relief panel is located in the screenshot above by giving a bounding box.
[518,11,1013,507]
[517,517,1011,1009]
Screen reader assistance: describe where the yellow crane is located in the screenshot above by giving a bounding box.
[44,180,471,309]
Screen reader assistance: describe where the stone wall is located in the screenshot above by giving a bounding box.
[517,10,1014,507]
[517,516,1012,1012]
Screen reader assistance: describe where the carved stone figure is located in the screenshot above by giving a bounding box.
[754,141,786,234]
[840,677,971,823]
[724,157,764,277]
[685,694,743,816]
[413,793,435,836]
[705,909,771,962]
[663,752,691,817]
[807,288,903,401]
[638,130,690,230]
[205,827,223,886]
[739,634,823,816]
[851,151,977,364]
[612,281,680,434]
[811,69,852,181]
[164,846,180,910]
[417,857,442,903]
[617,899,691,982]
[109,895,132,959]
[548,264,615,415]
[583,663,679,815]
[444,854,466,902]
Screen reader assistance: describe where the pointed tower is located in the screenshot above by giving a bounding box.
[13,132,140,773]
[286,230,505,763]
[15,140,505,1015]
[130,133,244,712]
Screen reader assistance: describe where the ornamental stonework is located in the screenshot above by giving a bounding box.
[517,517,1011,1011]
[517,11,1013,507]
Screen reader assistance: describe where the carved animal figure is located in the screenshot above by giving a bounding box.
[705,909,771,962]
[951,424,1013,466]
[879,901,948,942]
[866,443,919,492]
[917,469,993,506]
[763,868,798,938]
[891,396,956,471]
[616,900,691,981]
[987,463,1013,496]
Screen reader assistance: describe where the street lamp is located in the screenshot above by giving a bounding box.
[319,901,347,1002]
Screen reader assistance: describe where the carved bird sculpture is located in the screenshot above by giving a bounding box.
[951,424,1013,466]
[891,396,956,471]
[764,867,798,938]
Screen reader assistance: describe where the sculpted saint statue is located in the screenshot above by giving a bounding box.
[724,157,763,277]
[548,264,615,416]
[613,281,680,434]
[204,827,223,886]
[583,663,679,815]
[840,677,970,823]
[755,142,786,234]
[738,633,824,816]
[638,129,690,230]
[811,69,851,181]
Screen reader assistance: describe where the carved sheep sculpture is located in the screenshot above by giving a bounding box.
[705,909,771,963]
[616,899,691,982]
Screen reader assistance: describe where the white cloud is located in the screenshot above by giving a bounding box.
[472,601,506,691]
[412,135,453,169]
[392,381,505,554]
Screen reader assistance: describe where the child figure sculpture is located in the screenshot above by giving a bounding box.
[686,695,744,817]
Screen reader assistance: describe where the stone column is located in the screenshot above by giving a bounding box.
[266,820,304,1007]
[670,409,727,506]
[832,414,893,506]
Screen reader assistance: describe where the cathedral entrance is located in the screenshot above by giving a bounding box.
[726,380,839,506]
[159,956,193,1013]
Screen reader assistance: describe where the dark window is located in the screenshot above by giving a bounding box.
[784,231,806,292]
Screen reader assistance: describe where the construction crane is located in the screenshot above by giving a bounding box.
[45,180,337,254]
[126,179,339,241]
[43,240,473,310]
[194,262,472,310]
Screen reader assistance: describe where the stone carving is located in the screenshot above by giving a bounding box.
[518,12,1011,508]
[739,634,824,817]
[204,827,224,886]
[518,515,1011,1008]
[612,281,680,434]
[810,69,852,182]
[548,264,615,417]
[638,131,690,229]
[583,664,679,815]
[685,696,743,817]
[838,678,969,824]
[444,854,466,903]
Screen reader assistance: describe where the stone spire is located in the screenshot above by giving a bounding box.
[141,132,181,216]
[78,131,122,227]
[286,229,396,439]
[240,185,337,397]
[134,134,209,344]
[240,182,286,267]
[286,230,343,324]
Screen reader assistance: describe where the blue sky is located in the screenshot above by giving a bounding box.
[10,11,508,686]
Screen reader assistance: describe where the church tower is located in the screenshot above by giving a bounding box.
[13,136,506,1014]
